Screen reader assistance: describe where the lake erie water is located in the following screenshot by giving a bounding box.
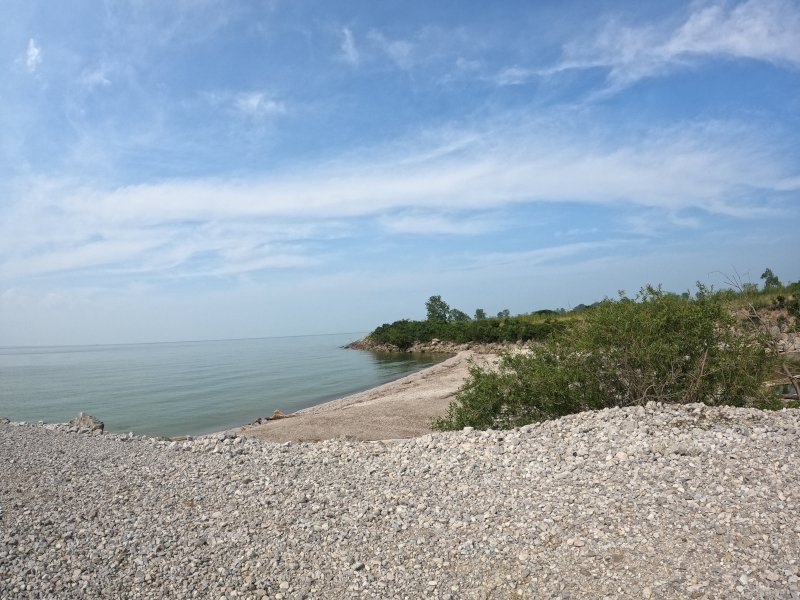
[0,334,444,438]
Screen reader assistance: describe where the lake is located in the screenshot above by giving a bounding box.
[0,333,443,438]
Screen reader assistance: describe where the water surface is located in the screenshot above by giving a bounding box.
[0,334,443,437]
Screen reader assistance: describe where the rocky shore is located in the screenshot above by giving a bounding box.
[2,403,799,599]
[345,336,522,355]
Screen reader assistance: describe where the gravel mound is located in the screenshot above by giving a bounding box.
[1,403,799,599]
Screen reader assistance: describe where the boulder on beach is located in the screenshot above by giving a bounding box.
[69,412,104,434]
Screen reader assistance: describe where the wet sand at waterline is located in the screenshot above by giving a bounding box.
[231,351,497,442]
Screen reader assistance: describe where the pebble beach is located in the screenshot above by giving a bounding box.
[2,402,799,599]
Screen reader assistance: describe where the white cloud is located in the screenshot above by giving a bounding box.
[494,66,535,86]
[469,241,623,270]
[202,90,286,119]
[666,0,800,64]
[233,92,286,119]
[339,27,359,65]
[380,212,501,236]
[79,66,112,89]
[556,0,800,91]
[0,112,793,283]
[26,38,42,72]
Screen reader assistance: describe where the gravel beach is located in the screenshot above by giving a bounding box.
[235,351,494,442]
[2,402,799,599]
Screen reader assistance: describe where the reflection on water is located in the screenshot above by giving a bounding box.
[0,334,444,438]
[368,350,451,369]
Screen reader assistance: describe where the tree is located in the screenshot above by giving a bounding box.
[449,308,472,322]
[761,268,781,290]
[435,285,775,431]
[496,309,510,318]
[474,308,487,320]
[425,295,451,323]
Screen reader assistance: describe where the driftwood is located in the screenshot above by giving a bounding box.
[781,364,800,400]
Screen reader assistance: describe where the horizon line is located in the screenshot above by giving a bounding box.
[0,331,369,352]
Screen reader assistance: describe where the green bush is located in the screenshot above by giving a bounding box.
[434,285,776,431]
[369,315,566,348]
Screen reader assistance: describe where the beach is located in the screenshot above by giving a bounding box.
[232,350,495,442]
[3,402,799,599]
[4,348,800,598]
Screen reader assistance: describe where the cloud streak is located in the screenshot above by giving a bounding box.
[26,38,42,72]
[339,27,359,65]
[0,112,793,283]
[549,0,800,91]
[233,92,286,119]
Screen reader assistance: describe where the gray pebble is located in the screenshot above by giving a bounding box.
[1,403,798,599]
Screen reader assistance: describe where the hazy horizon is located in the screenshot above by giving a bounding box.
[0,330,371,350]
[2,0,799,346]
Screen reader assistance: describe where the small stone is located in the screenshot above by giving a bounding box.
[766,571,781,582]
[68,412,104,433]
[279,581,289,590]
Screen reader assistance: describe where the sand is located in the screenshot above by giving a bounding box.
[231,351,496,442]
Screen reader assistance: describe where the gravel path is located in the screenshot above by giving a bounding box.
[2,403,799,599]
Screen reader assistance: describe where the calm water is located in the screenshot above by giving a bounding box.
[0,334,444,438]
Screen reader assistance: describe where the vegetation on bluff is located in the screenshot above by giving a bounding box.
[430,271,800,431]
[367,295,571,350]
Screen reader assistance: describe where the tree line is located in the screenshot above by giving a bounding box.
[369,296,566,350]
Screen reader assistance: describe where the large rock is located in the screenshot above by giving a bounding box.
[68,412,104,434]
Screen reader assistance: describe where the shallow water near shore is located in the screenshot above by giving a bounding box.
[0,334,444,438]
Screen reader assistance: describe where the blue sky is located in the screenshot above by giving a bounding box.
[1,0,799,346]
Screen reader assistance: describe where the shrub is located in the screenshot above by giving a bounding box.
[435,345,603,430]
[434,285,776,431]
[369,315,565,348]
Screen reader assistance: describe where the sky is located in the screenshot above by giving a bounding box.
[1,0,799,346]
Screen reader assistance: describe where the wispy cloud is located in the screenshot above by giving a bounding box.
[201,90,287,120]
[26,38,42,72]
[368,30,416,69]
[233,92,286,119]
[665,0,800,64]
[339,27,360,65]
[555,0,800,91]
[468,241,624,270]
[78,65,112,90]
[364,26,473,72]
[1,111,793,283]
[380,211,502,236]
[493,66,536,86]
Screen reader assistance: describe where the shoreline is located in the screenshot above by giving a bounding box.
[227,350,498,442]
